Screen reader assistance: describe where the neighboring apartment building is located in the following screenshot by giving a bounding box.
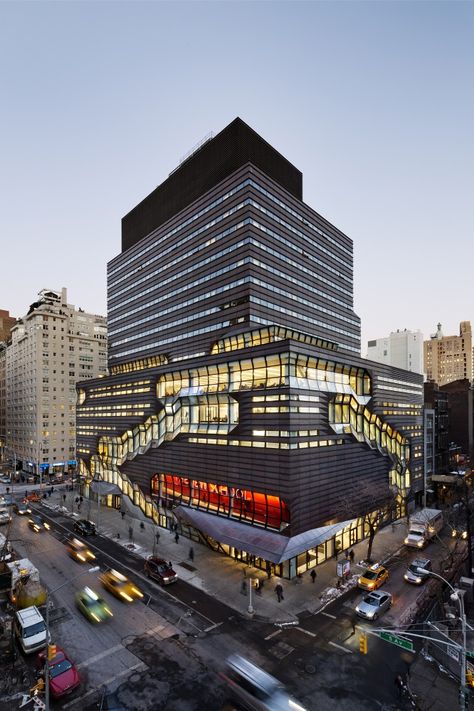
[424,322,473,386]
[0,310,16,462]
[0,310,16,343]
[77,118,424,577]
[440,379,474,459]
[366,329,423,374]
[424,381,450,474]
[6,288,107,477]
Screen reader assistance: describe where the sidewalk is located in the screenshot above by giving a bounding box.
[39,486,408,624]
[409,651,474,710]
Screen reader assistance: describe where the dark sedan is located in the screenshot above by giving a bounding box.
[73,519,96,536]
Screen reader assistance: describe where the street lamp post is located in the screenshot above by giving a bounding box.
[248,577,255,615]
[417,567,468,710]
[44,566,100,711]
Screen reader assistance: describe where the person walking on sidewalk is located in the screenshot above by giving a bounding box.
[310,569,317,584]
[275,583,284,602]
[174,531,179,544]
[189,547,194,562]
[128,526,134,542]
[349,549,355,564]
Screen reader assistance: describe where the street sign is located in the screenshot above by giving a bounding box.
[379,631,414,652]
[466,650,474,660]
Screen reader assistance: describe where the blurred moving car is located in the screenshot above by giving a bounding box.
[36,646,81,699]
[73,519,96,536]
[66,538,96,563]
[2,494,14,506]
[144,557,178,585]
[0,510,11,525]
[14,502,32,515]
[355,590,392,620]
[357,564,389,591]
[452,526,468,540]
[27,515,51,533]
[221,654,307,711]
[75,587,113,623]
[100,569,143,603]
[404,558,432,585]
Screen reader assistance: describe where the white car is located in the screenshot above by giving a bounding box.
[0,510,11,525]
[355,590,392,621]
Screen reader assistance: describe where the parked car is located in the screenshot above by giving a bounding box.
[14,606,48,654]
[357,564,389,591]
[100,569,143,603]
[36,646,81,699]
[14,502,32,516]
[66,538,96,563]
[404,558,432,585]
[27,515,51,533]
[75,587,113,623]
[144,557,178,585]
[73,519,96,537]
[355,591,392,621]
[0,510,11,525]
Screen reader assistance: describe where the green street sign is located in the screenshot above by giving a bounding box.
[379,631,414,652]
[466,650,474,660]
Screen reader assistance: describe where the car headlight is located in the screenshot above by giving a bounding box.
[78,554,86,561]
[417,541,423,547]
[452,531,456,538]
[119,591,133,602]
[91,613,100,622]
[404,574,409,581]
[415,577,422,583]
[404,538,409,544]
[44,523,50,529]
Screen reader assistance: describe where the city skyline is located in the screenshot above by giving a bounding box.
[1,1,472,351]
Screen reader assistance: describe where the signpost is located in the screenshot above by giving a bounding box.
[379,631,414,652]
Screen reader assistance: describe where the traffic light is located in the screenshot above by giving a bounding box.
[359,633,368,654]
[467,669,474,687]
[47,644,57,661]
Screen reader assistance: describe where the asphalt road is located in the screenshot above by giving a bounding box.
[6,500,421,710]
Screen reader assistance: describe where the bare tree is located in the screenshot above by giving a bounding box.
[336,480,399,564]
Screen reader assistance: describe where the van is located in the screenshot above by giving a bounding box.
[14,605,48,654]
[221,654,307,711]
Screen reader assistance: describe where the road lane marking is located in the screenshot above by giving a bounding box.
[295,626,316,637]
[264,629,282,641]
[321,612,337,619]
[204,621,223,632]
[329,641,353,654]
[76,643,124,669]
[62,661,147,709]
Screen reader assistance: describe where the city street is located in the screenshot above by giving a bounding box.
[1,494,432,710]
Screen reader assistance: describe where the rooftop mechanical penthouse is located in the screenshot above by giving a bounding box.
[77,118,424,578]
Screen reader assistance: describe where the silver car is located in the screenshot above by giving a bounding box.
[221,654,307,711]
[356,590,392,621]
[404,558,432,585]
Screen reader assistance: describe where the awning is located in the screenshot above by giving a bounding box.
[173,506,354,564]
[431,475,459,484]
[90,480,122,496]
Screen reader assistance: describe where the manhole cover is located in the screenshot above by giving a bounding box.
[129,673,142,684]
[305,664,316,674]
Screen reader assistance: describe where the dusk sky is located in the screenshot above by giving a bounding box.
[1,1,472,351]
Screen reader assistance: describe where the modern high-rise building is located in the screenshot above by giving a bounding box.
[77,118,424,577]
[424,322,473,386]
[366,329,423,374]
[6,288,107,478]
[441,379,474,459]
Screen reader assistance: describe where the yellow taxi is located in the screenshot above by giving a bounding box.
[99,569,143,603]
[357,563,389,591]
[66,537,96,563]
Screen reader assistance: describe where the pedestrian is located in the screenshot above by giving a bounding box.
[255,579,262,596]
[350,618,356,636]
[275,583,284,602]
[128,525,133,542]
[77,503,81,512]
[168,561,172,569]
[344,550,349,560]
[266,561,272,580]
[174,531,179,544]
[394,674,404,699]
[189,547,194,562]
[155,531,160,544]
[349,549,355,564]
[336,579,341,590]
[62,494,66,504]
[79,496,83,505]
[310,569,317,584]
[241,580,247,595]
[25,490,28,498]
[121,510,126,520]
[75,496,79,504]
[50,486,53,496]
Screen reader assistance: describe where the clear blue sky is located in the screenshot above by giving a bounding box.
[1,1,472,350]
